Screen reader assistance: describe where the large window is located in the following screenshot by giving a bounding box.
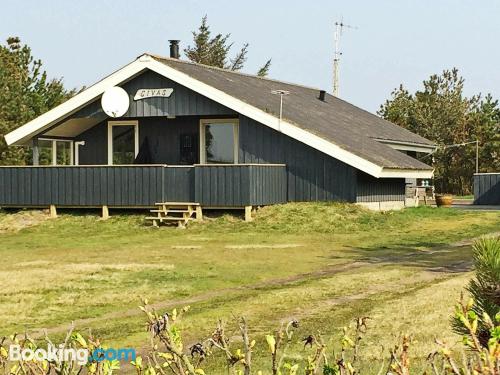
[107,121,139,165]
[37,139,73,165]
[200,119,238,164]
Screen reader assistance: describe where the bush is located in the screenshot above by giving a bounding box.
[452,237,500,346]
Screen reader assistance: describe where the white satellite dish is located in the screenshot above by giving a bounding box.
[101,87,130,118]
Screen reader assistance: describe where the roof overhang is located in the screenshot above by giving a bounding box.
[5,54,433,179]
[4,58,149,146]
[374,138,437,154]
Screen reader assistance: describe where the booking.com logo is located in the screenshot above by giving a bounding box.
[8,344,136,365]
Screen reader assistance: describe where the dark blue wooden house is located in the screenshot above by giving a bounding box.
[1,42,435,219]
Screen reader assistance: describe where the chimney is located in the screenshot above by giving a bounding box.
[318,90,326,101]
[169,40,180,59]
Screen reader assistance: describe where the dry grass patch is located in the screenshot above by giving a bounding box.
[0,210,51,232]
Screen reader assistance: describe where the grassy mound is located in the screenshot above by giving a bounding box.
[193,202,463,234]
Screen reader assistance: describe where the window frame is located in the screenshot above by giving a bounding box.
[37,138,74,166]
[199,118,239,164]
[107,120,139,165]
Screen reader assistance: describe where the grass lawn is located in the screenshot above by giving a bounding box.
[454,195,474,200]
[1,203,499,373]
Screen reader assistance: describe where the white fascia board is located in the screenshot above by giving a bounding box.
[378,168,434,179]
[4,59,149,146]
[374,139,437,154]
[145,59,386,178]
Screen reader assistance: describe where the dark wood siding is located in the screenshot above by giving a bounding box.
[248,165,288,205]
[76,116,201,165]
[0,165,286,207]
[474,173,500,205]
[356,172,405,202]
[69,70,236,122]
[238,115,357,202]
[0,166,164,206]
[164,167,195,202]
[121,70,235,118]
[194,165,287,207]
[195,165,250,206]
[77,121,108,165]
[77,115,243,166]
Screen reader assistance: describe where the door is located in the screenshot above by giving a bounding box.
[179,133,198,165]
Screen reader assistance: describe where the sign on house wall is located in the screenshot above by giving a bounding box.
[133,88,174,101]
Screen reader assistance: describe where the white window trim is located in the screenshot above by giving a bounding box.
[199,118,239,164]
[37,138,74,166]
[107,120,139,165]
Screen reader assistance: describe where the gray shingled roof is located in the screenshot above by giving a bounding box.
[153,55,433,171]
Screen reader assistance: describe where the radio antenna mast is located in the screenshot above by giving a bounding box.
[333,19,357,97]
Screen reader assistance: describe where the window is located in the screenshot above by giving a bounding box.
[38,139,54,166]
[200,119,238,164]
[36,139,73,165]
[56,141,72,165]
[107,121,139,165]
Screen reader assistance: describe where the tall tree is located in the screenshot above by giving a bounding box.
[379,69,500,195]
[0,37,76,165]
[184,16,272,76]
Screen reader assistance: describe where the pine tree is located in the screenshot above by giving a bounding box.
[452,237,500,347]
[0,37,76,164]
[257,59,272,77]
[184,16,271,76]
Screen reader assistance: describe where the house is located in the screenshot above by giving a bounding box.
[0,41,435,217]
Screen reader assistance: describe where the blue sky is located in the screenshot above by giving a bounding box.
[1,0,499,113]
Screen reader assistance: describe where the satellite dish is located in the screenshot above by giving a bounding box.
[101,87,130,118]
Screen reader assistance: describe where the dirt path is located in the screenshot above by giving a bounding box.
[33,261,369,337]
[31,231,497,338]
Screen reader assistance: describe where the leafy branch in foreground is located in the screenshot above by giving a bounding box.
[1,297,499,374]
[135,298,499,374]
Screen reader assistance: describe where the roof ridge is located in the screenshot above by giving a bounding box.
[146,53,325,92]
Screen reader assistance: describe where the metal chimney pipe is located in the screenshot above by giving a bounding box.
[169,40,180,59]
[318,90,326,101]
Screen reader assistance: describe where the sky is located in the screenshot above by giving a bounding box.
[1,0,499,113]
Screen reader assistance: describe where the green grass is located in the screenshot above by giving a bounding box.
[1,203,499,373]
[454,195,474,200]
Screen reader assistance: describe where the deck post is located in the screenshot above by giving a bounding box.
[32,138,39,166]
[195,206,203,221]
[244,206,253,222]
[102,205,110,220]
[49,205,57,218]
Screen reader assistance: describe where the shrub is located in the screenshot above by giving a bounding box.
[452,237,500,346]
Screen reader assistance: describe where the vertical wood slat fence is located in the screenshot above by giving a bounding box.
[0,164,287,207]
[474,173,500,205]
